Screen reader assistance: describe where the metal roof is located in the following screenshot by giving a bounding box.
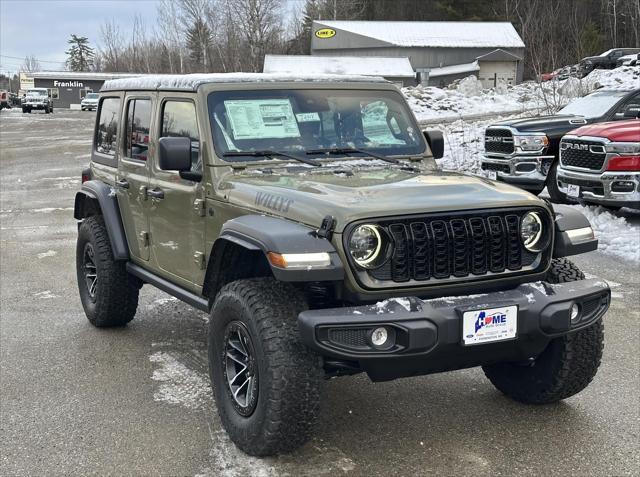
[29,71,143,80]
[101,73,389,92]
[264,55,415,77]
[314,21,525,49]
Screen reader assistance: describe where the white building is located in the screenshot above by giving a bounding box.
[310,21,526,87]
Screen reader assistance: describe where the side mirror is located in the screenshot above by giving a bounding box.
[423,130,444,159]
[623,105,640,119]
[158,136,192,171]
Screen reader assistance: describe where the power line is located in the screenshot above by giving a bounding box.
[0,54,66,64]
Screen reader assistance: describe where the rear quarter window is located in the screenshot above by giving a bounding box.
[94,97,121,164]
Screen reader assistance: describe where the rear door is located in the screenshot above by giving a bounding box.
[116,94,155,261]
[148,94,206,289]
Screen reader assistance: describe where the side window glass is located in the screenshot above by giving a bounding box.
[95,97,120,156]
[615,94,640,119]
[124,98,151,160]
[161,101,200,172]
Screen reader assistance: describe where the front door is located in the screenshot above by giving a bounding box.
[148,96,206,289]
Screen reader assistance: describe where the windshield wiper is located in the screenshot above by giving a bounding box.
[223,150,321,167]
[305,147,399,164]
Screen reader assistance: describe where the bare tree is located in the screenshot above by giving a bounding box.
[21,55,41,72]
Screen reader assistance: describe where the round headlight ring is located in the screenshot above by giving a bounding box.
[349,224,382,268]
[521,212,544,251]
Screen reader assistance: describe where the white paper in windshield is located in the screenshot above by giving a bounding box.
[224,99,300,139]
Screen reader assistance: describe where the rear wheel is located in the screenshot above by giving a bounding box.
[483,258,604,404]
[76,215,140,327]
[546,161,569,204]
[208,278,322,456]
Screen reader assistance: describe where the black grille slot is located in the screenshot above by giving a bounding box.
[484,128,514,154]
[487,216,506,273]
[389,224,410,282]
[504,215,522,270]
[430,220,450,279]
[560,139,606,171]
[329,328,368,348]
[364,209,548,285]
[410,222,430,280]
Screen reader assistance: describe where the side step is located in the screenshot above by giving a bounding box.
[127,262,209,312]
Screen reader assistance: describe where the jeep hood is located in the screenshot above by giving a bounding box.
[220,166,544,233]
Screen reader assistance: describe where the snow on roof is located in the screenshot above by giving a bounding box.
[428,61,480,78]
[29,71,144,80]
[263,55,415,77]
[101,73,389,92]
[314,21,525,49]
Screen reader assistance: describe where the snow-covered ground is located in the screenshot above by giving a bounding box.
[402,65,640,122]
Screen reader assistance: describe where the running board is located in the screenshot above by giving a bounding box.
[126,262,209,312]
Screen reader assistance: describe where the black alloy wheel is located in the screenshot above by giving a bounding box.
[223,321,259,416]
[82,242,98,301]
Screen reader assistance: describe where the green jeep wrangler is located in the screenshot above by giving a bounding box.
[74,74,610,456]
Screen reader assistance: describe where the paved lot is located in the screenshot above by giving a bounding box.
[1,109,638,476]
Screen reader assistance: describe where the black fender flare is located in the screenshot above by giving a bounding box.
[74,180,129,261]
[552,204,598,257]
[213,215,344,282]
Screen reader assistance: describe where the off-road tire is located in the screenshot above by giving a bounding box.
[483,258,603,404]
[76,215,139,327]
[208,278,322,456]
[546,161,570,204]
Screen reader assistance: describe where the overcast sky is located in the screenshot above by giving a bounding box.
[0,0,162,74]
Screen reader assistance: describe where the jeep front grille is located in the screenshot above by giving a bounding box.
[484,128,514,155]
[560,139,606,171]
[349,209,549,287]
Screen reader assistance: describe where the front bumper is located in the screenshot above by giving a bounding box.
[481,155,554,190]
[298,279,610,381]
[23,103,48,109]
[557,167,640,209]
[81,103,97,110]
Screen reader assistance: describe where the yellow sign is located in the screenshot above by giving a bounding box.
[315,28,336,39]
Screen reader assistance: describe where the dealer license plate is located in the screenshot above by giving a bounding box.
[567,184,580,198]
[487,170,498,180]
[462,306,517,345]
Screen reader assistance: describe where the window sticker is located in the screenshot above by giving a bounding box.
[224,99,300,139]
[296,112,320,122]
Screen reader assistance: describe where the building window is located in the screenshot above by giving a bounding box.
[124,98,152,161]
[49,88,59,99]
[95,97,121,157]
[161,100,200,172]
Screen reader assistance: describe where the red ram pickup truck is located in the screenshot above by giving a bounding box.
[557,119,640,209]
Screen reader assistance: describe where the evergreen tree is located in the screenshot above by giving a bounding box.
[186,18,213,72]
[65,35,95,71]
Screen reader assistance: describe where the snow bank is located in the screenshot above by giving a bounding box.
[402,65,640,122]
[568,205,640,263]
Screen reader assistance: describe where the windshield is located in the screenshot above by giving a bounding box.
[86,93,99,99]
[27,90,47,96]
[558,90,628,118]
[208,89,425,161]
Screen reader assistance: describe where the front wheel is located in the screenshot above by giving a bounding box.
[546,161,569,204]
[483,258,604,404]
[208,278,322,456]
[76,215,140,327]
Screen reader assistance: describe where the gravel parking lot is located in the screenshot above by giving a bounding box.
[1,109,638,476]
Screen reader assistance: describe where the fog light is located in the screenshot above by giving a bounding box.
[570,304,581,324]
[370,327,388,346]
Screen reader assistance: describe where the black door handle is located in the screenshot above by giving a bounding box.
[147,188,164,199]
[116,178,129,189]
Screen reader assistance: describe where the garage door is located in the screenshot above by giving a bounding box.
[478,61,517,88]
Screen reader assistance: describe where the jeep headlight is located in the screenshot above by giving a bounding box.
[349,224,385,268]
[514,134,549,151]
[521,212,544,251]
